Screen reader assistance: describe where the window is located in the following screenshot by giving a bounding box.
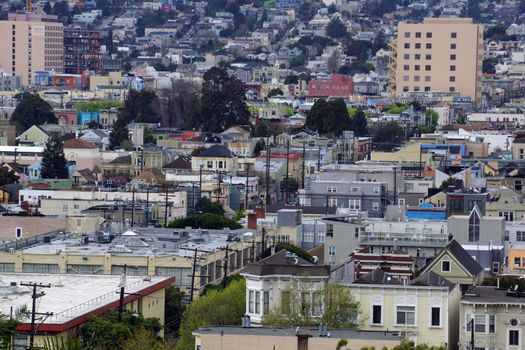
[349,199,361,210]
[326,224,333,237]
[415,54,421,60]
[431,307,440,327]
[373,202,379,211]
[451,43,456,49]
[328,244,336,255]
[404,43,410,49]
[425,54,431,60]
[327,186,337,193]
[517,231,525,241]
[450,65,456,71]
[442,260,451,272]
[403,75,409,81]
[415,43,421,49]
[450,54,456,60]
[469,210,480,242]
[255,291,260,314]
[499,211,514,221]
[404,32,410,38]
[372,305,382,325]
[425,76,431,82]
[373,187,380,194]
[312,291,322,316]
[426,43,432,49]
[415,65,420,71]
[281,291,291,313]
[475,315,485,333]
[404,53,410,59]
[514,257,521,267]
[425,65,431,71]
[492,262,500,274]
[403,86,409,92]
[451,32,457,38]
[450,76,455,82]
[403,64,409,71]
[425,86,431,91]
[303,231,314,242]
[489,315,495,333]
[414,76,420,82]
[509,330,519,346]
[396,305,415,325]
[426,32,432,38]
[415,32,421,38]
[449,87,455,92]
[207,161,213,168]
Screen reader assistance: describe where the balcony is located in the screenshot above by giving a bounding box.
[359,232,449,248]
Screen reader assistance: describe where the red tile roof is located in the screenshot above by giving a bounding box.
[63,138,98,149]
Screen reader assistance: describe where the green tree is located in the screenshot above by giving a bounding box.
[168,213,242,230]
[79,310,161,350]
[439,177,456,189]
[75,100,123,112]
[144,127,155,144]
[369,121,404,150]
[284,75,299,84]
[0,166,19,186]
[482,57,498,74]
[267,88,284,97]
[165,286,186,334]
[176,279,246,350]
[109,116,130,150]
[11,92,56,132]
[326,17,347,39]
[41,138,69,179]
[191,67,250,132]
[0,313,19,349]
[195,197,225,216]
[43,1,52,14]
[253,138,266,156]
[43,336,83,350]
[262,281,359,328]
[350,109,368,137]
[280,177,299,196]
[306,99,352,136]
[119,89,160,124]
[290,54,307,67]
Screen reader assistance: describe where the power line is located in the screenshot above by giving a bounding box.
[112,264,138,322]
[20,282,52,350]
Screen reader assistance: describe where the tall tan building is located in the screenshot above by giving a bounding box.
[0,13,64,86]
[389,18,483,106]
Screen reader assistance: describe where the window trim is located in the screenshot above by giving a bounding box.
[371,304,383,326]
[396,305,416,326]
[430,306,441,327]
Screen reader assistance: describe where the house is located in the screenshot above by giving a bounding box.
[485,186,525,222]
[132,144,173,176]
[72,168,98,186]
[131,168,166,185]
[162,155,192,175]
[80,129,110,149]
[191,144,237,174]
[307,74,354,98]
[241,250,330,324]
[448,206,505,247]
[459,286,525,350]
[345,269,461,349]
[63,138,101,172]
[193,327,403,350]
[220,125,251,140]
[16,125,49,145]
[101,155,132,179]
[418,239,484,292]
[2,162,28,183]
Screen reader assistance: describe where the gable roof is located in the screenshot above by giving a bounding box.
[196,145,232,158]
[109,155,132,165]
[77,168,97,182]
[421,239,483,277]
[242,250,330,277]
[353,269,403,285]
[63,138,98,149]
[163,155,191,169]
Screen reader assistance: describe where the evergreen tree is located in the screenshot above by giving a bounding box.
[0,167,19,186]
[118,89,160,124]
[41,138,68,179]
[306,99,352,136]
[109,116,130,150]
[190,67,250,132]
[350,109,368,137]
[11,93,56,132]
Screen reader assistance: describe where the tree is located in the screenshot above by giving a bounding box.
[176,279,245,350]
[190,67,250,132]
[267,88,284,98]
[43,1,52,14]
[253,139,265,156]
[0,166,19,186]
[260,243,314,262]
[369,121,404,150]
[195,197,225,216]
[11,93,56,132]
[168,213,242,230]
[262,281,360,328]
[159,80,200,128]
[439,177,456,189]
[79,311,162,350]
[290,54,307,67]
[482,58,498,74]
[0,313,19,349]
[121,328,166,350]
[165,285,185,334]
[41,138,69,179]
[350,109,368,137]
[306,99,352,136]
[109,116,130,150]
[43,336,83,350]
[280,177,299,196]
[326,17,347,39]
[52,0,69,18]
[119,89,160,124]
[327,3,337,14]
[284,75,299,85]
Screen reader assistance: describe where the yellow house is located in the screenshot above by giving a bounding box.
[508,243,525,271]
[191,144,237,174]
[371,142,432,164]
[1,273,172,348]
[347,269,461,350]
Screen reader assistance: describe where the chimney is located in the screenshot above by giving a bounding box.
[247,213,257,230]
[255,206,266,219]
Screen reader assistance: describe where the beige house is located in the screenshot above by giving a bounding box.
[460,286,525,350]
[347,271,461,350]
[486,187,525,222]
[191,145,237,174]
[63,138,102,172]
[390,18,483,106]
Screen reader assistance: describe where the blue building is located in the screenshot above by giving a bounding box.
[77,111,99,125]
[34,71,50,86]
[406,203,446,220]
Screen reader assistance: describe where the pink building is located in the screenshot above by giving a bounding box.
[307,74,354,97]
[56,111,78,125]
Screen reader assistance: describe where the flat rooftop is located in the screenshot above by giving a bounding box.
[193,326,403,340]
[0,273,172,327]
[462,286,525,304]
[20,227,256,258]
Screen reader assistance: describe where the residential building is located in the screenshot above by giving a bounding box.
[459,286,525,350]
[63,138,102,173]
[193,327,403,350]
[512,131,525,160]
[16,125,49,145]
[0,273,173,346]
[389,18,483,106]
[486,187,525,222]
[191,144,237,174]
[241,250,331,324]
[446,189,489,217]
[448,206,505,247]
[322,215,366,267]
[63,27,105,74]
[418,239,484,292]
[307,74,354,98]
[345,269,461,350]
[0,13,64,86]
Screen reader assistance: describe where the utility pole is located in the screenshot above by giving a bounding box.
[265,135,271,206]
[140,147,144,171]
[188,248,211,302]
[261,228,266,259]
[285,139,290,204]
[20,282,52,350]
[217,244,240,286]
[113,264,138,322]
[301,141,306,189]
[245,163,250,211]
[216,171,223,204]
[199,164,203,200]
[317,146,321,172]
[130,186,135,228]
[164,185,169,228]
[145,186,150,226]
